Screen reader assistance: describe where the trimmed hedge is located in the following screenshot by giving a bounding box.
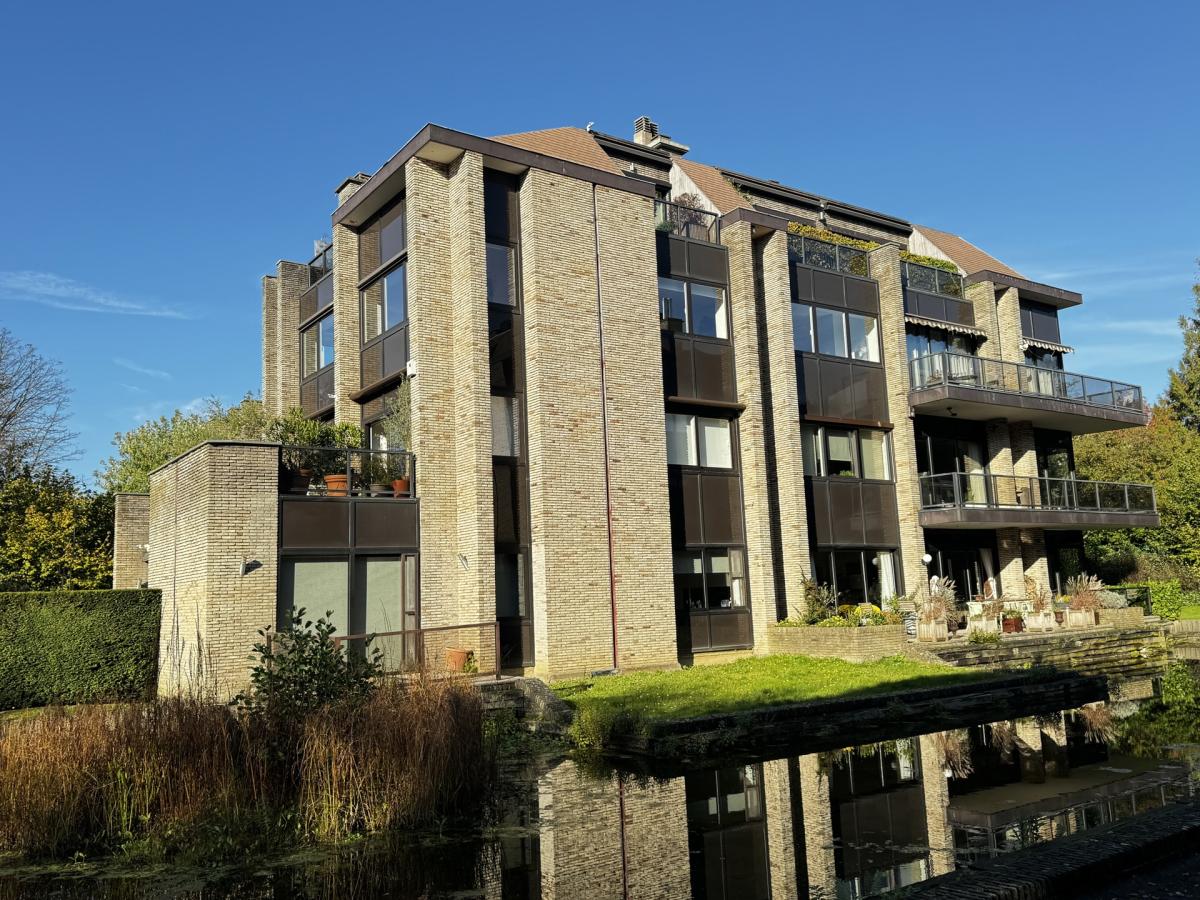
[0,589,160,710]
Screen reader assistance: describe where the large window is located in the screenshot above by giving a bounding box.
[302,314,335,377]
[361,262,407,342]
[666,413,734,469]
[801,425,892,481]
[906,325,977,361]
[487,242,516,306]
[813,548,898,605]
[491,396,520,457]
[794,302,879,361]
[359,197,406,275]
[674,548,747,611]
[659,277,728,340]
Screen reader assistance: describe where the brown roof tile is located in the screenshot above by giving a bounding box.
[675,158,748,215]
[490,127,621,176]
[915,225,1023,278]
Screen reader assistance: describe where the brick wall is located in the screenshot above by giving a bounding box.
[275,260,308,414]
[332,222,361,425]
[797,753,837,898]
[112,492,149,589]
[262,275,279,414]
[767,623,908,662]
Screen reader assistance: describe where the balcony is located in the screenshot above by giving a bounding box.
[909,352,1148,433]
[902,261,975,329]
[279,445,415,498]
[918,472,1159,530]
[787,233,870,278]
[655,199,719,244]
[300,245,335,322]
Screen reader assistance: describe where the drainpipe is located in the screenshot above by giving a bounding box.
[592,185,620,672]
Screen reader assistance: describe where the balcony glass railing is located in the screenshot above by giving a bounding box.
[309,245,333,285]
[919,472,1156,514]
[787,234,870,278]
[909,352,1144,412]
[903,260,963,298]
[654,199,719,243]
[278,445,415,499]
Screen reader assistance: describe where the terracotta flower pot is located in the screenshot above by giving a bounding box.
[392,476,411,497]
[446,647,471,672]
[324,473,349,496]
[1002,617,1024,634]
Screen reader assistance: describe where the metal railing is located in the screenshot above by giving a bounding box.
[787,233,871,277]
[333,621,502,678]
[903,260,964,298]
[278,445,416,498]
[654,199,719,243]
[308,244,333,284]
[919,472,1156,514]
[909,352,1144,412]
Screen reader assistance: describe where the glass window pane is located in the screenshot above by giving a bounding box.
[319,315,335,369]
[859,430,891,481]
[674,551,706,610]
[833,551,866,605]
[804,237,837,271]
[659,277,688,333]
[801,425,823,477]
[361,281,384,342]
[873,551,897,603]
[491,396,520,457]
[302,324,319,377]
[379,201,406,264]
[792,303,813,353]
[706,549,734,608]
[826,428,855,477]
[383,263,407,331]
[729,548,747,608]
[486,243,515,306]
[697,417,732,469]
[666,414,697,466]
[496,552,526,618]
[848,313,880,363]
[690,284,727,339]
[814,307,847,357]
[906,330,928,361]
[907,263,937,293]
[279,558,348,635]
[355,556,405,664]
[937,269,963,298]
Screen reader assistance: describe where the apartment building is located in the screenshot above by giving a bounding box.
[116,116,1158,691]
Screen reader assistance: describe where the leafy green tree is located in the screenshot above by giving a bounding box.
[0,467,113,591]
[97,394,269,493]
[1166,263,1200,430]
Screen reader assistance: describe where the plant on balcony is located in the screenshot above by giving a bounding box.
[377,382,413,496]
[785,222,879,252]
[1065,573,1104,627]
[899,250,959,273]
[1024,577,1058,631]
[657,192,711,235]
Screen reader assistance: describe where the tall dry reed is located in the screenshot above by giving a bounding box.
[298,677,488,840]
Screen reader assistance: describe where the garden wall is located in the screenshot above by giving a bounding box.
[766,624,906,663]
[0,589,161,709]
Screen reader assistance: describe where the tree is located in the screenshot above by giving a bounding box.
[0,328,77,470]
[1166,262,1200,430]
[97,394,269,493]
[0,467,113,591]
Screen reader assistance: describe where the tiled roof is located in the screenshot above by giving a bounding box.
[915,225,1023,278]
[490,127,621,176]
[674,158,748,215]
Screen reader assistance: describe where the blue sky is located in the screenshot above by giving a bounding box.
[3,1,1197,484]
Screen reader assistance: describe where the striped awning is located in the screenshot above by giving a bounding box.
[903,313,988,339]
[1021,337,1075,354]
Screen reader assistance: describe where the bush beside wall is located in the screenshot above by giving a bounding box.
[0,589,160,710]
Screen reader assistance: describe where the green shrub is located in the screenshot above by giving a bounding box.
[785,222,878,252]
[899,250,959,273]
[0,589,160,709]
[815,616,855,628]
[967,629,1001,645]
[1116,580,1187,619]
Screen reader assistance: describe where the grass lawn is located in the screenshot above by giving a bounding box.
[552,654,995,748]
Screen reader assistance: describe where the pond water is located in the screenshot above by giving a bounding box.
[1,701,1194,899]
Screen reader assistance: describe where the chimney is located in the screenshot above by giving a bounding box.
[335,171,371,205]
[632,116,689,156]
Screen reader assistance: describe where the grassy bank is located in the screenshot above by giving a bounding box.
[553,654,994,748]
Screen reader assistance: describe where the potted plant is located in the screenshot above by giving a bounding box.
[268,408,324,493]
[446,647,474,672]
[918,578,956,642]
[1002,611,1025,634]
[1024,577,1057,631]
[376,382,413,497]
[1065,573,1103,628]
[363,454,392,497]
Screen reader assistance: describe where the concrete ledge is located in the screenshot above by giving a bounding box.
[907,798,1200,899]
[766,623,906,662]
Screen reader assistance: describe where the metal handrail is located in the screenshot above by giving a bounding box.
[918,472,1156,513]
[909,351,1144,412]
[654,199,719,243]
[902,260,964,299]
[278,444,416,498]
[333,620,502,679]
[786,233,871,277]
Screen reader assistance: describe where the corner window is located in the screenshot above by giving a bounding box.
[848,313,880,362]
[801,425,823,476]
[359,197,406,274]
[859,429,891,480]
[302,314,335,377]
[804,305,881,363]
[674,548,746,611]
[792,303,814,353]
[361,262,407,342]
[665,413,733,469]
[659,277,728,340]
[487,243,516,306]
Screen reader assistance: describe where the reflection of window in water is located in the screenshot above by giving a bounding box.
[685,765,770,900]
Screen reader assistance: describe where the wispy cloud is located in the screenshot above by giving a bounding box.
[0,271,190,319]
[118,383,149,394]
[114,357,172,380]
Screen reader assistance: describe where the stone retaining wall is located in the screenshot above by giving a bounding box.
[766,623,907,662]
[1098,607,1148,629]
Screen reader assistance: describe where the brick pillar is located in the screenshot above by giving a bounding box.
[1010,421,1051,589]
[872,244,927,597]
[724,221,782,638]
[262,275,279,413]
[520,168,616,679]
[996,529,1026,599]
[112,492,149,588]
[332,222,361,425]
[621,772,692,899]
[537,760,625,900]
[965,278,1001,349]
[276,260,309,414]
[918,734,955,877]
[760,229,813,612]
[594,185,677,671]
[797,754,837,899]
[994,286,1024,364]
[763,757,799,898]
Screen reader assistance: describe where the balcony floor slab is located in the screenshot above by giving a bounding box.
[909,383,1148,433]
[919,506,1160,531]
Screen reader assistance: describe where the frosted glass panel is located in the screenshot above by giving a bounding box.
[280,558,348,635]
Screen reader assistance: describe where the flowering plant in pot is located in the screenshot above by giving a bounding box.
[1001,610,1025,634]
[1065,573,1103,628]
